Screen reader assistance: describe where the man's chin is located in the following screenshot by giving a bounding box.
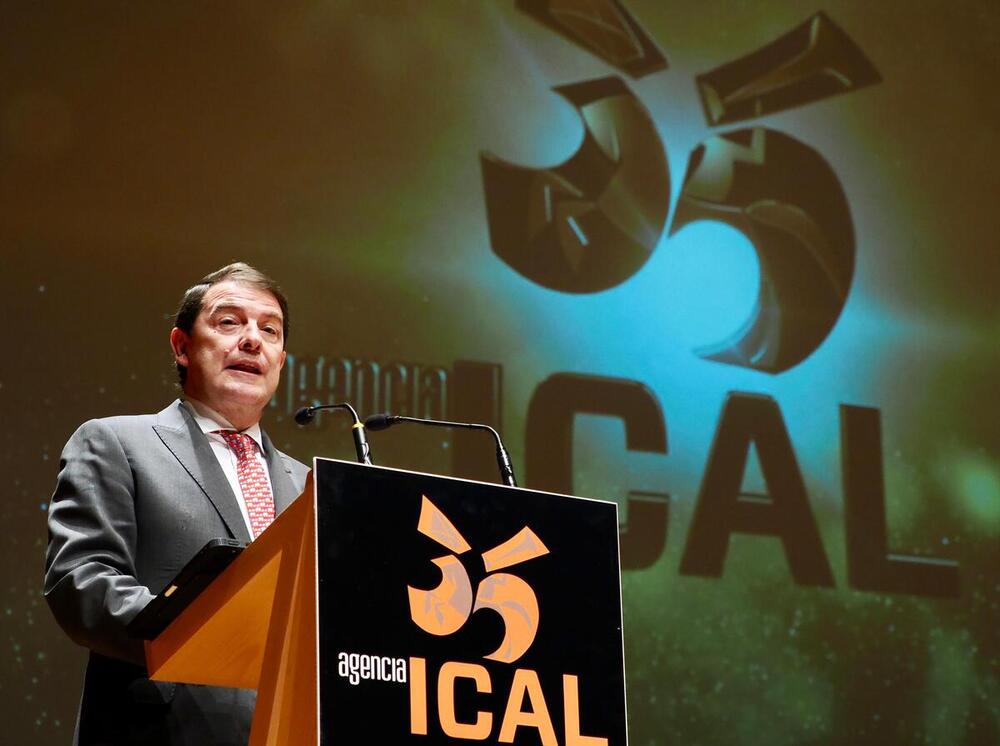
[208,381,275,413]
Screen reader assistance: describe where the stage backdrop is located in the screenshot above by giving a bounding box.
[1,2,997,744]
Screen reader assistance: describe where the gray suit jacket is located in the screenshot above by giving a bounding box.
[44,400,309,745]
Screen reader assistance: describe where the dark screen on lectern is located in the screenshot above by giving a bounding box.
[2,2,998,744]
[313,459,625,745]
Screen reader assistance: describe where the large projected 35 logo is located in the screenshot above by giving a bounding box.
[407,496,550,663]
[481,3,880,373]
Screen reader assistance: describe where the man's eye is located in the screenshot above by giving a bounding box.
[263,326,279,337]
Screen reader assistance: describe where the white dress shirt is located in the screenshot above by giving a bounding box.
[181,398,272,538]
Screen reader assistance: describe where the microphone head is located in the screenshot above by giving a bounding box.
[293,407,316,426]
[364,413,395,431]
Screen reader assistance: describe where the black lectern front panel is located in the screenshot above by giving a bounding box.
[314,458,627,745]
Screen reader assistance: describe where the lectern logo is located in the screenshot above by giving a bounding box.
[407,495,549,663]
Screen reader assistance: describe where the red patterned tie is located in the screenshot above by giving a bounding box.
[216,431,275,538]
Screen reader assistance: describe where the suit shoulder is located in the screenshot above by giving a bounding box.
[71,413,158,438]
[62,412,166,458]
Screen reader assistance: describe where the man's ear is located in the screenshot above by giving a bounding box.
[169,327,189,366]
[278,349,287,371]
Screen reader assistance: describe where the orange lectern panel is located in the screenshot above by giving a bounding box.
[145,475,318,746]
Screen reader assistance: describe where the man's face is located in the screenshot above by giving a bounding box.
[170,280,286,427]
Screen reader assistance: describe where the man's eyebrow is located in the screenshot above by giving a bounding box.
[209,303,283,321]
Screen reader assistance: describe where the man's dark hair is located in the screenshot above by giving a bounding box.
[174,262,290,386]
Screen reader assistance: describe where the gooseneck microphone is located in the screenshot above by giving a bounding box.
[364,413,517,487]
[294,402,373,465]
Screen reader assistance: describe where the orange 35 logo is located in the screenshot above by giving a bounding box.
[408,496,550,663]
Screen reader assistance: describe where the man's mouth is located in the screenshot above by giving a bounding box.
[226,362,263,375]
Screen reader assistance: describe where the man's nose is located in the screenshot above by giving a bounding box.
[239,326,263,351]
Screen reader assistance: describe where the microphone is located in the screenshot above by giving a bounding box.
[294,402,373,465]
[364,413,517,487]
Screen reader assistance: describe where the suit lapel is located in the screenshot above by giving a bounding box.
[152,401,252,543]
[261,430,300,515]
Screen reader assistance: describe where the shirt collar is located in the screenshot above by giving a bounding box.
[182,398,264,452]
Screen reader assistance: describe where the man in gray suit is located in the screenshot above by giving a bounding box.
[45,263,309,745]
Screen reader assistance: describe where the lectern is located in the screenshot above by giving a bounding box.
[145,458,627,745]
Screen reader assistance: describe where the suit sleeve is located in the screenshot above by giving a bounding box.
[44,419,154,666]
